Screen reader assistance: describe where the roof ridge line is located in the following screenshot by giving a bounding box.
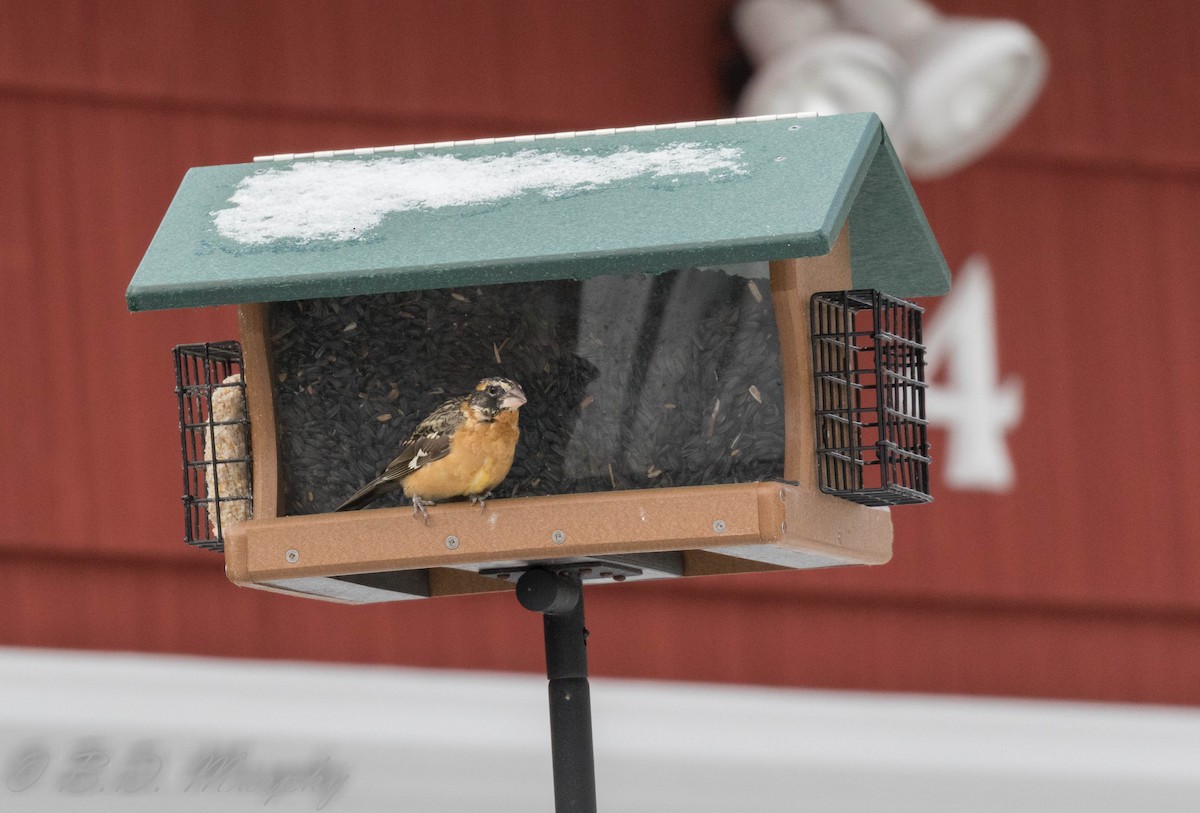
[252,111,820,163]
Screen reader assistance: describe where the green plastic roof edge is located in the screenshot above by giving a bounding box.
[126,112,948,312]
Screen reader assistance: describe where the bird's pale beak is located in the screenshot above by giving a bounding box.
[501,386,527,410]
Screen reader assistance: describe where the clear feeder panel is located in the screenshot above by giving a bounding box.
[270,268,787,516]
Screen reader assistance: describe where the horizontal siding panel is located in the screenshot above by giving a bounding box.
[0,97,554,556]
[3,0,1199,705]
[944,0,1200,171]
[714,164,1200,610]
[3,2,1198,169]
[0,0,733,136]
[12,99,1199,612]
[2,552,1198,705]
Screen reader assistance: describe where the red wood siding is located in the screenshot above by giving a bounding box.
[1,0,1198,704]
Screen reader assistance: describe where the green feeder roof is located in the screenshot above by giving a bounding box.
[126,112,948,312]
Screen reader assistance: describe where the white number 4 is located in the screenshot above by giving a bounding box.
[923,255,1022,491]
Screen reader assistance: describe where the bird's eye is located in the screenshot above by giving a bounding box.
[487,385,502,397]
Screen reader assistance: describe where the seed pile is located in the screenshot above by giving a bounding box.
[270,269,785,516]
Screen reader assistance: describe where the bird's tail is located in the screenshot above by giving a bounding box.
[334,478,387,512]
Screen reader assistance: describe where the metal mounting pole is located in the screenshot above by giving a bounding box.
[516,568,598,813]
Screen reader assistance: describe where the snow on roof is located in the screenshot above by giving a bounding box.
[217,143,746,246]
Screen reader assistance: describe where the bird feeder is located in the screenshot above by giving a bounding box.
[128,112,949,605]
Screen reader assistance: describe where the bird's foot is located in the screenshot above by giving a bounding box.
[411,496,433,525]
[469,491,494,512]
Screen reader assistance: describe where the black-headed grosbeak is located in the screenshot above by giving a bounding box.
[336,377,526,521]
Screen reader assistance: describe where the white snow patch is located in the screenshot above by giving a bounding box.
[213,144,745,245]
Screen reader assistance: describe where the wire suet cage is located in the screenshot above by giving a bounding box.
[174,341,253,551]
[810,290,931,506]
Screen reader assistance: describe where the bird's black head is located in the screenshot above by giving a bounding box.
[466,377,527,421]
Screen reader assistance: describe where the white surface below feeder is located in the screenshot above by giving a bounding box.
[1,647,1197,813]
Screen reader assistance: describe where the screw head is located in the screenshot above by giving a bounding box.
[551,530,566,544]
[445,535,460,550]
[712,519,727,534]
[285,549,299,564]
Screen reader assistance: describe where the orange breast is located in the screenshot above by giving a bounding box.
[402,411,519,501]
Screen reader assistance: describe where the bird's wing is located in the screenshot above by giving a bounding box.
[377,397,464,482]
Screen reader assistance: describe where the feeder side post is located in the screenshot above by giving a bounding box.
[769,224,854,486]
[238,303,282,519]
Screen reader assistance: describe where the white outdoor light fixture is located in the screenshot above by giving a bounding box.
[734,0,906,145]
[837,0,1047,178]
[735,0,1047,178]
